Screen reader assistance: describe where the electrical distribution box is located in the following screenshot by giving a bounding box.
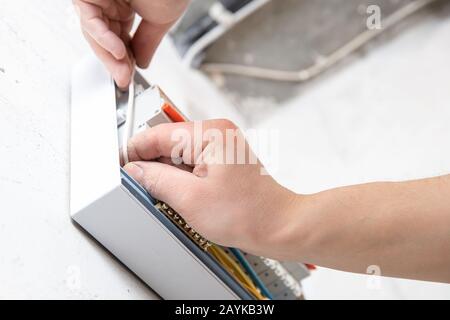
[70,56,309,300]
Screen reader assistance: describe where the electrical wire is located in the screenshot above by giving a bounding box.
[229,248,273,300]
[200,0,438,82]
[209,246,252,286]
[209,245,267,300]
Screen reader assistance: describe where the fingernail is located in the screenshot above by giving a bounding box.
[115,65,131,89]
[124,163,144,181]
[193,164,208,178]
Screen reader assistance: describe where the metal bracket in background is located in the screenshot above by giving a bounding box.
[170,0,271,67]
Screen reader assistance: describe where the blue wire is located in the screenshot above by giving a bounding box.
[229,248,274,300]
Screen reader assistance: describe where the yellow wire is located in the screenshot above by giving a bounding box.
[210,246,248,284]
[213,246,254,286]
[242,283,266,300]
[209,245,266,300]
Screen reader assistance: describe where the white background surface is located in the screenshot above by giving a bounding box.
[0,1,449,299]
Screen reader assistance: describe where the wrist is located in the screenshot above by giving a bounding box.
[276,192,316,261]
[252,189,317,261]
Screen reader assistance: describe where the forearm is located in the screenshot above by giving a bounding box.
[282,175,450,283]
[123,119,449,282]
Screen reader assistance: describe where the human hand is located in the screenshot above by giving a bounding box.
[74,0,189,88]
[122,119,450,283]
[123,120,302,259]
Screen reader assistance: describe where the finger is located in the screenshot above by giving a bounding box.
[79,0,135,40]
[83,30,133,88]
[77,0,127,60]
[158,157,194,172]
[127,120,236,164]
[123,161,197,212]
[131,20,171,68]
[127,122,208,165]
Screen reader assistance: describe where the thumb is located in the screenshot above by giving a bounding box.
[131,20,171,68]
[124,161,196,212]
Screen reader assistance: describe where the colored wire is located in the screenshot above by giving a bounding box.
[230,248,273,300]
[211,246,253,286]
[209,245,266,300]
[209,246,249,285]
[210,246,255,296]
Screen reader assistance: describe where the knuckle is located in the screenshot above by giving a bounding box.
[126,138,137,161]
[143,168,164,197]
[217,119,237,130]
[147,127,163,155]
[206,119,238,131]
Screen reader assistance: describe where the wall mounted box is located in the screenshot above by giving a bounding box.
[70,56,252,300]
